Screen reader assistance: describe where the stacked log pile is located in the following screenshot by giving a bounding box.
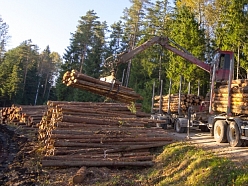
[213,79,248,114]
[153,94,204,114]
[62,70,143,103]
[0,105,47,127]
[0,106,15,124]
[38,101,172,168]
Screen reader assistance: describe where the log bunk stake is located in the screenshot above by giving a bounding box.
[62,70,143,103]
[38,101,172,168]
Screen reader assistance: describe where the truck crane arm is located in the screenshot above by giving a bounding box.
[103,35,233,82]
[106,36,210,73]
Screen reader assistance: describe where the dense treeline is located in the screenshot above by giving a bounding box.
[0,37,62,106]
[0,0,248,112]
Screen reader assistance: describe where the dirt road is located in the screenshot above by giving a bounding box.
[166,127,248,164]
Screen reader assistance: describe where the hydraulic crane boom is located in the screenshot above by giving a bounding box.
[105,36,233,82]
[114,36,210,72]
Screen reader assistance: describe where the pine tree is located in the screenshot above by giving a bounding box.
[127,0,171,112]
[121,0,152,87]
[36,46,62,104]
[102,21,125,81]
[0,42,39,105]
[0,16,10,62]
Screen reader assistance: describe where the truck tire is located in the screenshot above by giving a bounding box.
[175,119,186,133]
[214,120,227,143]
[227,122,244,147]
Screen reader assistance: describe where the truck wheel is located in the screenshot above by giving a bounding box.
[175,119,186,133]
[214,120,227,143]
[227,122,244,147]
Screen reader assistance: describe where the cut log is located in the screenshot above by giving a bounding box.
[43,151,151,160]
[62,70,143,103]
[36,101,174,168]
[72,166,87,184]
[42,159,154,167]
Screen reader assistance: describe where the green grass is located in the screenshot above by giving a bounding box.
[139,142,248,186]
[100,142,248,185]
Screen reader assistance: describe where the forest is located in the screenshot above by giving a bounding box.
[0,0,247,112]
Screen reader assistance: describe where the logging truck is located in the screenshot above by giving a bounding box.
[150,77,210,133]
[103,35,248,147]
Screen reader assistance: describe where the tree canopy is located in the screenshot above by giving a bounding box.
[1,0,247,112]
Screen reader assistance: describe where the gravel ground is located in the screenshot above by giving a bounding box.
[166,127,248,165]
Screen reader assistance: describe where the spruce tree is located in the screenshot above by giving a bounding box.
[57,10,106,102]
[167,4,207,95]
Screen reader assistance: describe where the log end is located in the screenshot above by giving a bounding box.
[72,166,87,184]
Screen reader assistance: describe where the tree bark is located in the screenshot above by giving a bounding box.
[42,160,154,167]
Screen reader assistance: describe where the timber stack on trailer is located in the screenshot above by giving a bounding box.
[153,94,204,114]
[38,101,172,168]
[62,70,143,103]
[213,79,248,114]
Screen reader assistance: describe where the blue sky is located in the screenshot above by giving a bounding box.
[0,0,173,56]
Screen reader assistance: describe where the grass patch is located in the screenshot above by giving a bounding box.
[94,142,248,186]
[140,142,248,186]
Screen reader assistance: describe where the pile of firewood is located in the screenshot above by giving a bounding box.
[213,79,248,114]
[153,94,204,114]
[0,105,47,127]
[62,70,143,103]
[38,101,172,168]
